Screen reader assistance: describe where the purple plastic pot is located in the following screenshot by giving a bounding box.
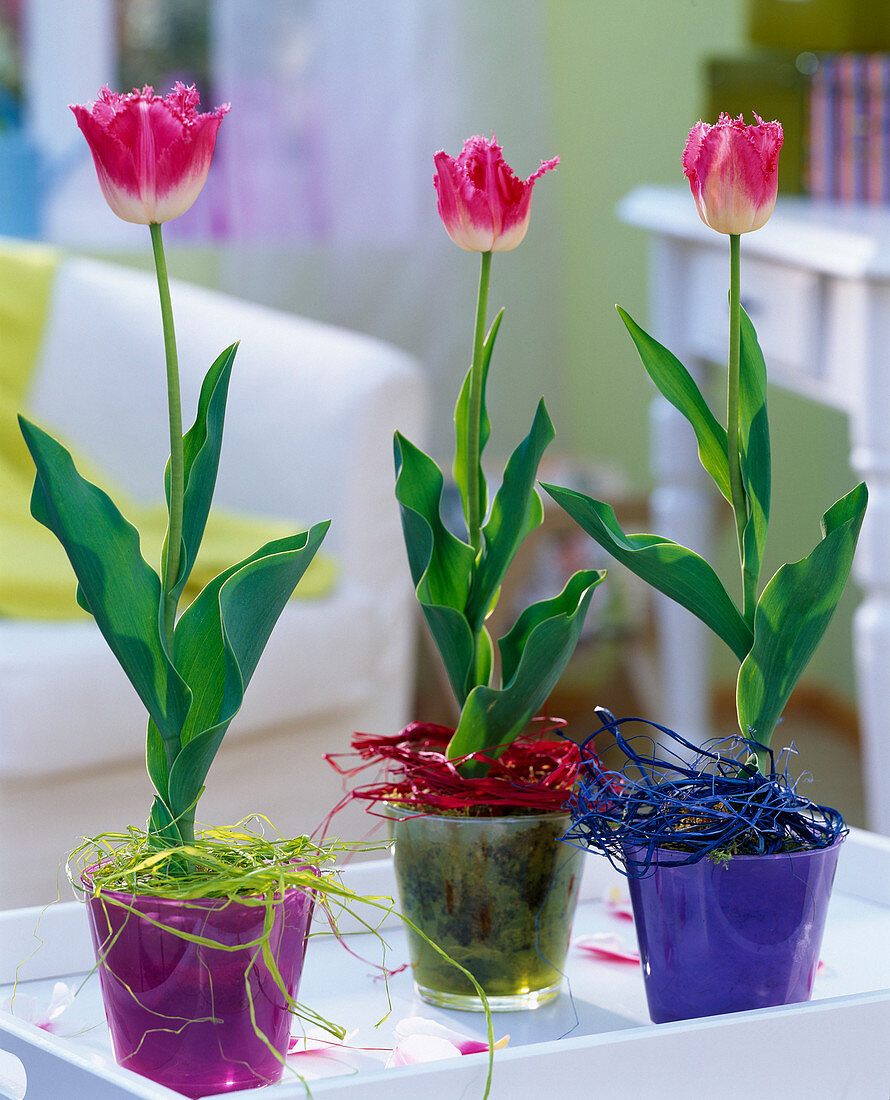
[84,873,315,1097]
[626,839,842,1023]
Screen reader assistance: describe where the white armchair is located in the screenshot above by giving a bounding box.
[0,248,426,907]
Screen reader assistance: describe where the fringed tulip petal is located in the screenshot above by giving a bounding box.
[433,135,558,251]
[71,83,229,224]
[683,113,783,235]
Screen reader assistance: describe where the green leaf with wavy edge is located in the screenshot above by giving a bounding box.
[453,310,503,535]
[466,399,552,629]
[447,568,605,762]
[617,305,731,504]
[737,482,867,751]
[166,522,330,824]
[395,431,476,704]
[542,483,753,662]
[162,343,238,601]
[739,306,771,617]
[18,416,191,745]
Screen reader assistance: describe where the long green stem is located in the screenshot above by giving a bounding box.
[150,222,184,660]
[465,251,493,695]
[466,250,492,555]
[727,233,749,617]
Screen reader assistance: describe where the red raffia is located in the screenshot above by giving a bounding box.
[324,719,584,818]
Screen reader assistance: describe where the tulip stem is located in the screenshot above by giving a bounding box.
[467,250,492,555]
[150,222,185,662]
[727,232,751,621]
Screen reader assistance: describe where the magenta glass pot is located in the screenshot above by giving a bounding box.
[84,869,315,1097]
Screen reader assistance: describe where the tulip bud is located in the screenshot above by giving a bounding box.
[683,113,783,235]
[71,83,229,225]
[433,135,558,252]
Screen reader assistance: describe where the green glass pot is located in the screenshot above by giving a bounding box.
[389,808,582,1011]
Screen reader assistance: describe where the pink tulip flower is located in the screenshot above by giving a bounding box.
[682,113,783,234]
[71,83,229,224]
[433,134,558,251]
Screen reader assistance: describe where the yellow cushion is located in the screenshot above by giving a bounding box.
[0,241,335,619]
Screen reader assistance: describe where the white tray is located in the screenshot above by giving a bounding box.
[2,828,889,1099]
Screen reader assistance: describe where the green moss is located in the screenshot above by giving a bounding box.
[392,812,581,998]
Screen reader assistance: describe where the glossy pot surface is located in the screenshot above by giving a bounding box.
[626,839,842,1023]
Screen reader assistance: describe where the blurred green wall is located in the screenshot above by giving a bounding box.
[542,0,745,484]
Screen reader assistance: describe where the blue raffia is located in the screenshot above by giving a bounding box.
[564,709,846,877]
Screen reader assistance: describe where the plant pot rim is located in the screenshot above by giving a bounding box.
[383,802,572,825]
[621,833,846,866]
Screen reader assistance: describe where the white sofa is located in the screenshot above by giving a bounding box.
[0,250,426,907]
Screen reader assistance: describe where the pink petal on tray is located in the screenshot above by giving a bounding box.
[386,1017,509,1067]
[574,933,640,964]
[1,982,76,1034]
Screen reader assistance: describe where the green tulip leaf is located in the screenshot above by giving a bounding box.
[167,521,330,823]
[447,568,605,763]
[542,482,753,662]
[617,305,731,504]
[163,343,238,601]
[474,624,494,694]
[147,794,184,847]
[739,306,771,614]
[395,431,477,704]
[737,482,867,751]
[453,309,503,533]
[467,399,553,628]
[19,416,191,744]
[498,567,606,688]
[146,716,170,803]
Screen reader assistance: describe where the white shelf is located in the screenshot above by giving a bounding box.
[2,829,889,1099]
[617,184,890,280]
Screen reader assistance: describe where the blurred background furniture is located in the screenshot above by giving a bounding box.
[0,241,426,908]
[620,183,890,835]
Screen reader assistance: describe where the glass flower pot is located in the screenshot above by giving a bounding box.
[389,808,582,1011]
[84,874,315,1097]
[626,838,843,1023]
